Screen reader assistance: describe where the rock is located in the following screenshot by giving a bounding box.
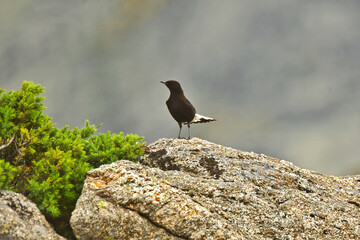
[71,138,360,239]
[0,190,65,240]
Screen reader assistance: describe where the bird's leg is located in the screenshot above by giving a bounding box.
[187,124,191,139]
[177,123,182,139]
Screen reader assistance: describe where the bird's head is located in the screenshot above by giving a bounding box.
[160,80,183,94]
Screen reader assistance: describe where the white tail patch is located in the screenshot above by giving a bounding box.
[190,113,216,124]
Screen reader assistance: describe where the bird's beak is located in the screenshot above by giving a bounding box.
[160,81,166,84]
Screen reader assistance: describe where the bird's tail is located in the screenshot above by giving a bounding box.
[190,113,216,124]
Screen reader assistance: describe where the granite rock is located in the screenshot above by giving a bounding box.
[71,138,360,239]
[0,190,65,240]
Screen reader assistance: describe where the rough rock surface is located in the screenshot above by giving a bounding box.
[71,138,360,239]
[0,190,65,240]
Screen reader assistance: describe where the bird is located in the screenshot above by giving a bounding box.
[161,80,216,139]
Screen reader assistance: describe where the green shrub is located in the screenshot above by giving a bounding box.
[0,159,17,190]
[0,81,145,239]
[85,131,145,168]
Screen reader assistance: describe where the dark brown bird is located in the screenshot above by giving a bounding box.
[161,80,215,139]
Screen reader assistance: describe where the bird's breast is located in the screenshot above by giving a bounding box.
[166,96,196,123]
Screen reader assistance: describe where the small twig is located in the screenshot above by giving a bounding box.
[0,133,15,151]
[13,133,31,165]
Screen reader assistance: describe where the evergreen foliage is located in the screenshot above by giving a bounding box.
[0,81,145,238]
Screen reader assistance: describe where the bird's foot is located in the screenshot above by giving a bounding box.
[176,136,192,140]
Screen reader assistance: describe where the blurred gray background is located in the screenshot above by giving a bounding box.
[1,0,359,175]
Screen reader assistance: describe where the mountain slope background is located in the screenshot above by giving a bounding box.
[1,0,359,175]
